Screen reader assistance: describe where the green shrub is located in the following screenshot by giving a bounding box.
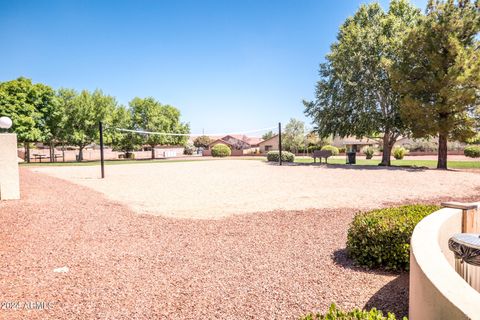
[464,145,480,158]
[211,144,231,157]
[300,304,405,320]
[183,142,195,155]
[347,204,439,271]
[321,145,340,156]
[266,151,295,162]
[363,147,375,159]
[338,147,346,154]
[392,147,408,160]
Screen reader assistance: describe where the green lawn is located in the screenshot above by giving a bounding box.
[294,157,480,169]
[19,156,480,169]
[20,158,209,167]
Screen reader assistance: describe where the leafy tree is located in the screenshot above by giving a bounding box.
[130,97,190,159]
[389,0,480,169]
[0,77,57,162]
[304,0,421,166]
[108,105,141,155]
[283,118,305,153]
[62,89,117,161]
[193,135,212,149]
[262,130,275,140]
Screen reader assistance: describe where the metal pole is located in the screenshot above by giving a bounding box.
[99,121,105,179]
[278,122,282,166]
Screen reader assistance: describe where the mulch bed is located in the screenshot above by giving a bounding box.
[1,168,477,319]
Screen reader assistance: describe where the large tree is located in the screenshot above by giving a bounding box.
[304,0,420,166]
[283,118,305,154]
[193,135,212,149]
[130,97,190,159]
[108,105,141,156]
[389,0,480,169]
[61,89,117,161]
[262,131,275,141]
[0,77,57,162]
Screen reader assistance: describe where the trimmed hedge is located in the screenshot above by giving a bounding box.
[300,304,405,320]
[464,145,480,158]
[363,146,375,159]
[266,151,295,162]
[211,144,231,157]
[347,204,439,271]
[321,145,340,156]
[392,147,408,160]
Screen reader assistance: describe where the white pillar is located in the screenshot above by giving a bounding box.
[0,133,20,200]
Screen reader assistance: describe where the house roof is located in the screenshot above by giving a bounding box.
[342,137,380,145]
[258,134,278,145]
[208,139,235,147]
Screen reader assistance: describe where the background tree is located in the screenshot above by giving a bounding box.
[0,77,57,162]
[389,0,480,169]
[304,0,420,166]
[62,89,117,161]
[193,135,212,149]
[283,118,305,153]
[108,105,141,156]
[130,97,190,159]
[262,130,275,140]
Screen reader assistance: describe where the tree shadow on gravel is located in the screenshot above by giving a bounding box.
[332,249,409,318]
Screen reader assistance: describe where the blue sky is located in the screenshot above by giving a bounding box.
[0,0,428,135]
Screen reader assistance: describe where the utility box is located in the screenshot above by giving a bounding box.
[0,133,20,200]
[346,151,356,165]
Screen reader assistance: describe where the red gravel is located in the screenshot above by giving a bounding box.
[0,169,476,319]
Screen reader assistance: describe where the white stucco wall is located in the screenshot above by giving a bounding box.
[409,205,480,319]
[0,134,20,200]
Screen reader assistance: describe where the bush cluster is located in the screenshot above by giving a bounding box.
[338,147,346,154]
[321,145,340,156]
[347,204,439,271]
[392,147,408,160]
[363,146,375,159]
[183,142,195,155]
[266,151,295,162]
[300,304,404,320]
[211,144,231,157]
[464,145,480,158]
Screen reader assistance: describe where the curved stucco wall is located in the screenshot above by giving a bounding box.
[410,205,480,320]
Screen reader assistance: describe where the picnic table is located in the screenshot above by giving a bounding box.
[312,150,332,164]
[53,153,64,162]
[32,154,49,163]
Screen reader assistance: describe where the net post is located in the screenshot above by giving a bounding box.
[99,121,105,179]
[278,122,282,166]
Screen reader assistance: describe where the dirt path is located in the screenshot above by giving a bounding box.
[0,169,414,319]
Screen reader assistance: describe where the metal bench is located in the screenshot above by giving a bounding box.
[312,150,332,164]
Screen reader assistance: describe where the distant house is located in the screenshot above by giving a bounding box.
[203,135,262,156]
[331,136,379,153]
[258,135,279,153]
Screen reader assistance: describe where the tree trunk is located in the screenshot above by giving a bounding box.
[151,146,155,159]
[62,143,65,162]
[25,143,30,163]
[50,142,54,162]
[379,133,394,166]
[78,146,84,162]
[437,134,448,169]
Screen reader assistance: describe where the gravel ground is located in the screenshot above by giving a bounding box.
[0,169,394,319]
[32,160,480,219]
[1,169,479,319]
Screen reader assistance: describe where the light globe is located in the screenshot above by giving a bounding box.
[0,116,13,129]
